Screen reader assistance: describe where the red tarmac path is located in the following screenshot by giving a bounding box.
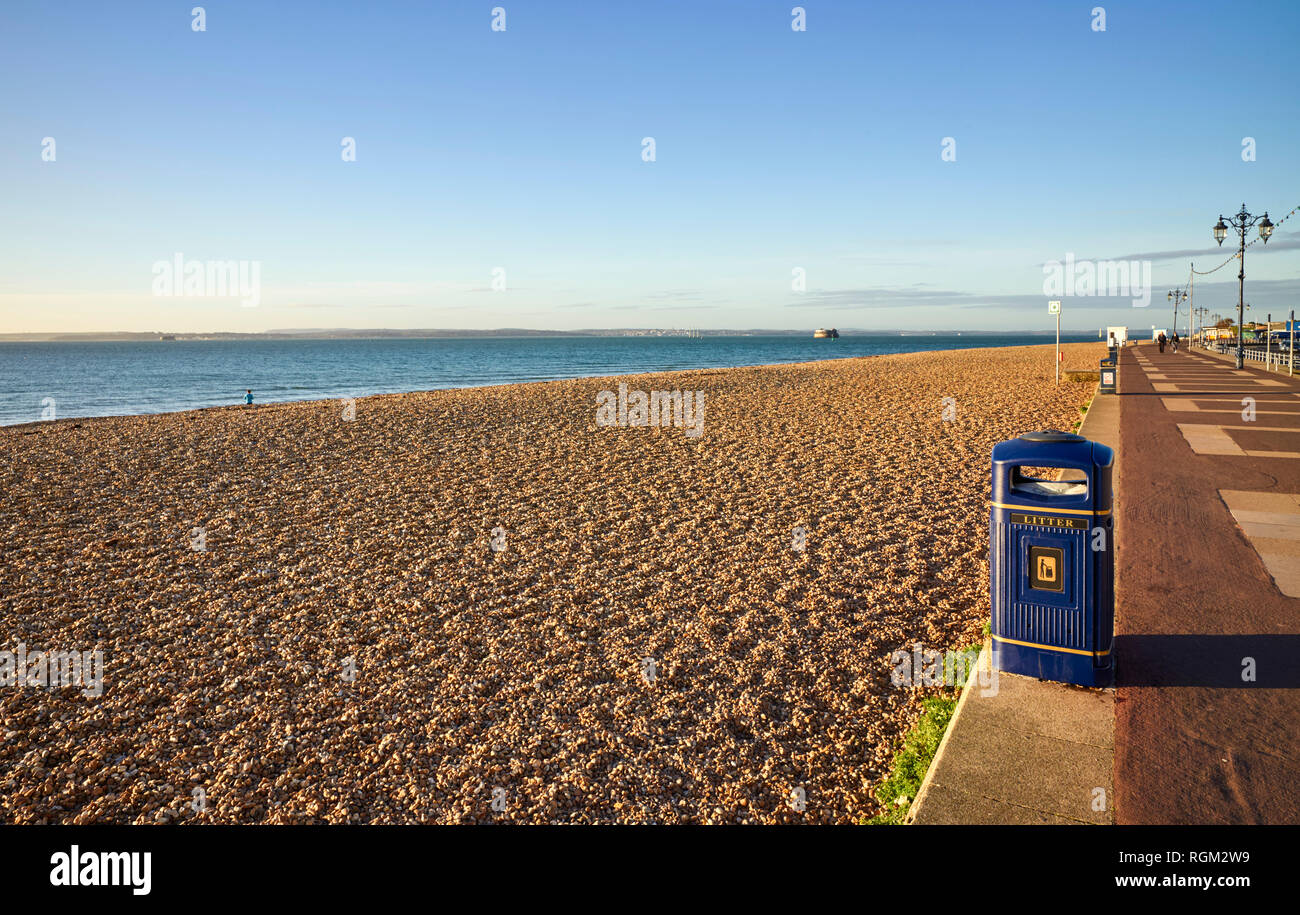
[1114,343,1300,823]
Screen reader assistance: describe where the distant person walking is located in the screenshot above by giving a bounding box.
[1158,332,1167,354]
[244,389,254,407]
[1171,332,1179,353]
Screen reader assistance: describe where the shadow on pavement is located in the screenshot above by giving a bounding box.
[1114,634,1300,688]
[1117,390,1283,397]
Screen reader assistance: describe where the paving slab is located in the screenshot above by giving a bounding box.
[904,783,1084,825]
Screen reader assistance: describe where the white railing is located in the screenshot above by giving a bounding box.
[1199,341,1296,372]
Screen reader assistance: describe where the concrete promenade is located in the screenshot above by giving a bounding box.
[910,341,1300,825]
[1112,342,1300,823]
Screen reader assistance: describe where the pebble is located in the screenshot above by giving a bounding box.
[0,343,1099,823]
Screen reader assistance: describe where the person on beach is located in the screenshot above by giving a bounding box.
[1158,332,1167,353]
[244,389,254,407]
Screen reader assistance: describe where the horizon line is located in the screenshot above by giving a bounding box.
[0,328,1116,342]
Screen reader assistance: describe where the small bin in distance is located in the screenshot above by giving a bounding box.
[1100,356,1117,394]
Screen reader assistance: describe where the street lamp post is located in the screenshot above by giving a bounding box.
[1167,288,1188,349]
[1214,203,1275,368]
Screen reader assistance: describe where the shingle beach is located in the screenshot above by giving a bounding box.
[0,342,1102,823]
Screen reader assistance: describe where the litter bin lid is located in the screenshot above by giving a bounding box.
[1019,430,1085,443]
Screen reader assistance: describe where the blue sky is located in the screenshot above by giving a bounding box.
[2,0,1298,333]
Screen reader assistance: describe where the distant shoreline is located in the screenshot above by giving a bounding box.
[2,338,1101,429]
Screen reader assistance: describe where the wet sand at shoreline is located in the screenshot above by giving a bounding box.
[0,342,1101,823]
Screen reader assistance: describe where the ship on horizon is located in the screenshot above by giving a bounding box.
[813,327,839,339]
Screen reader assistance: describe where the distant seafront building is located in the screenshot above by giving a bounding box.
[813,327,839,339]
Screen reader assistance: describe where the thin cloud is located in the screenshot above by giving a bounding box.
[1065,232,1300,265]
[645,290,704,300]
[611,303,719,311]
[789,277,1300,311]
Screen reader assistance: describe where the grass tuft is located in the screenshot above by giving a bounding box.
[865,696,958,824]
[864,637,985,824]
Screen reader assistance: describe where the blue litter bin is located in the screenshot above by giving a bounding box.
[990,430,1115,687]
